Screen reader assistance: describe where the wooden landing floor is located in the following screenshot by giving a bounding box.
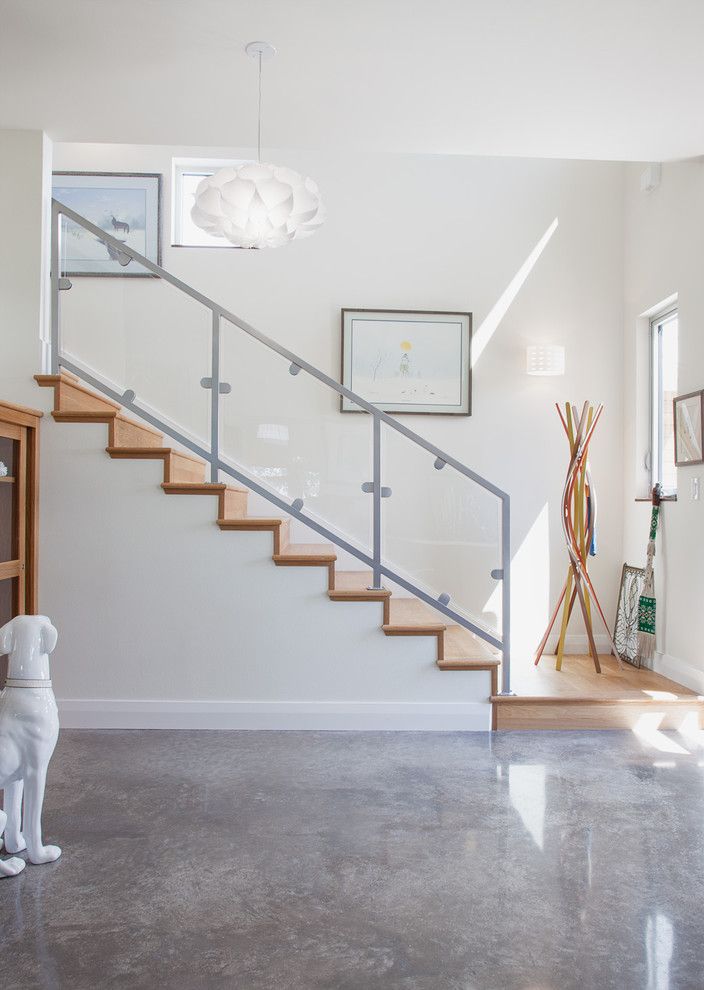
[492,654,704,729]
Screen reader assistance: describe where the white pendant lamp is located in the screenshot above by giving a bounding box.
[191,41,326,249]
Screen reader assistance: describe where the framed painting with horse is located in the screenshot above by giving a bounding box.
[52,172,162,277]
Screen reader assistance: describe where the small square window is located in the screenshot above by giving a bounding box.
[172,159,252,247]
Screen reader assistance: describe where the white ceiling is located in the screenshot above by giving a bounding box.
[2,0,703,161]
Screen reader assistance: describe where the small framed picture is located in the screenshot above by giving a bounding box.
[673,389,704,466]
[340,309,472,415]
[52,172,162,277]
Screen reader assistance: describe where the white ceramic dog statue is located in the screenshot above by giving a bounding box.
[0,614,61,877]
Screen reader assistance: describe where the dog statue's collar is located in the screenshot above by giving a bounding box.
[4,678,52,689]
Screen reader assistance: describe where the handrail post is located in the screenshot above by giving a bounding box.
[500,494,512,694]
[371,412,383,590]
[50,202,62,375]
[209,309,221,484]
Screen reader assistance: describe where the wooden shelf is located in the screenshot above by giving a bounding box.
[0,476,16,484]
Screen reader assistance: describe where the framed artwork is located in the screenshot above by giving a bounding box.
[340,309,472,415]
[674,389,704,465]
[613,563,646,667]
[52,172,162,277]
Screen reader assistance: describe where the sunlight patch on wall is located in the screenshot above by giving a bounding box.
[485,503,550,662]
[472,218,559,367]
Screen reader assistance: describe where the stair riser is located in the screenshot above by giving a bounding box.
[57,380,119,415]
[494,701,704,730]
[220,490,249,519]
[165,454,206,485]
[110,418,163,449]
[276,520,290,554]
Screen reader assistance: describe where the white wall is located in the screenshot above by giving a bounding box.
[622,160,704,691]
[0,129,51,404]
[53,143,627,664]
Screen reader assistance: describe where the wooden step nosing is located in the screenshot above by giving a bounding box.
[107,447,169,459]
[382,624,445,635]
[438,659,501,670]
[490,695,704,706]
[35,372,77,385]
[106,446,204,465]
[163,483,248,495]
[328,589,391,601]
[218,517,282,526]
[53,410,116,422]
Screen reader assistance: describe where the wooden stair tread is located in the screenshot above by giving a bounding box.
[53,409,162,434]
[53,410,115,422]
[333,570,375,590]
[35,370,78,383]
[218,517,285,528]
[444,624,499,660]
[163,482,248,495]
[330,571,390,598]
[35,373,121,412]
[385,598,445,631]
[51,409,164,447]
[274,543,336,562]
[439,656,500,670]
[106,446,204,464]
[35,371,81,387]
[491,694,704,705]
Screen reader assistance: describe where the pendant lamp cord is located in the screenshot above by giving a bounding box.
[257,52,262,163]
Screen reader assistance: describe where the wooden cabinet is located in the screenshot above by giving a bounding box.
[0,401,42,684]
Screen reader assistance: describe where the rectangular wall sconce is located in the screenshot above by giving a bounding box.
[526,344,565,376]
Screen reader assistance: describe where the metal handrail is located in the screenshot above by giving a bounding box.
[50,199,512,691]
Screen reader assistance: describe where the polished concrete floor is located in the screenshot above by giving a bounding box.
[2,729,704,989]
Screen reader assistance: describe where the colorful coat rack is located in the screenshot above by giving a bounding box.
[535,401,619,673]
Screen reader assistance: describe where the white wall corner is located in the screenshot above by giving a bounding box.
[652,652,704,696]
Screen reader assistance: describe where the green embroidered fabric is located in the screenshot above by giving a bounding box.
[638,596,656,635]
[649,507,659,542]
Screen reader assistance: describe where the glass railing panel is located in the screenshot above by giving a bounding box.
[220,318,373,551]
[380,422,502,634]
[58,214,211,447]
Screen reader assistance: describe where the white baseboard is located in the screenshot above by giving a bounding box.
[653,652,704,695]
[56,699,491,731]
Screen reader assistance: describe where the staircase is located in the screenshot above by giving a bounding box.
[36,370,500,696]
[45,198,511,723]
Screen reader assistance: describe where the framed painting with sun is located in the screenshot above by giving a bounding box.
[340,309,472,415]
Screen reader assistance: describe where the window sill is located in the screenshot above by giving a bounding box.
[634,495,678,502]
